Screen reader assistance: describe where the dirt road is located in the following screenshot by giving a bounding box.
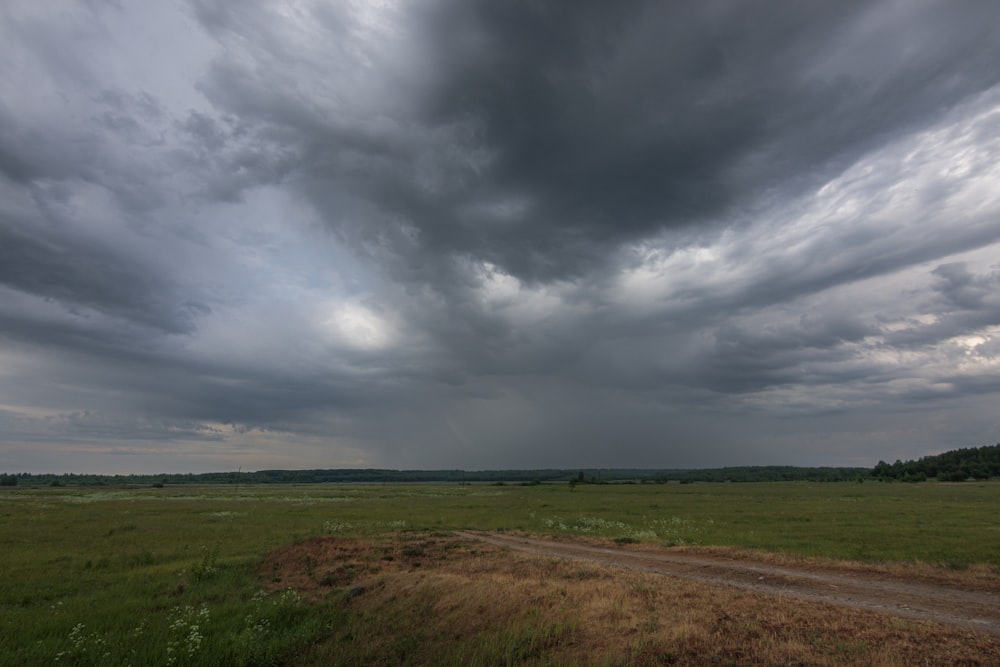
[456,531,1000,636]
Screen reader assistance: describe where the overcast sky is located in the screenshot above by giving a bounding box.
[2,1,999,474]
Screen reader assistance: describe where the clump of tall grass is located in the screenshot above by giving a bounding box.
[543,516,657,542]
[323,520,353,533]
[544,516,629,533]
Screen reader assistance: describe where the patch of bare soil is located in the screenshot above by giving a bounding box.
[260,534,453,600]
[457,530,1000,636]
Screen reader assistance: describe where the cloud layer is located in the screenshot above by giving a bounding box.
[2,1,999,472]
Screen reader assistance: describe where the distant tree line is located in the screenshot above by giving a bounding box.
[648,466,869,484]
[1,466,871,488]
[0,468,653,488]
[3,446,997,487]
[872,443,1000,482]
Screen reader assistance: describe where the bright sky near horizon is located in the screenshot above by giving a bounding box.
[1,1,999,473]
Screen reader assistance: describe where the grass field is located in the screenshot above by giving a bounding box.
[1,481,998,665]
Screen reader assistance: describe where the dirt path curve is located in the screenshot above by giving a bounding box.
[455,531,1000,636]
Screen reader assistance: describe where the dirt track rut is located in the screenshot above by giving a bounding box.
[456,531,1000,636]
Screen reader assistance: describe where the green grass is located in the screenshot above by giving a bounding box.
[1,481,998,665]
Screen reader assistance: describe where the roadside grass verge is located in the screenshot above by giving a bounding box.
[285,534,1000,666]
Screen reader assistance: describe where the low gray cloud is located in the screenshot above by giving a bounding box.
[1,1,999,473]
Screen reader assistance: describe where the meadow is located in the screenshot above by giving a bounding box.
[1,481,998,665]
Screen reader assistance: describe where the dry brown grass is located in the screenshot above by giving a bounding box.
[265,533,1000,666]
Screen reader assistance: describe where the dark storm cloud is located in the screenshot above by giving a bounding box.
[182,0,1000,396]
[418,0,1000,280]
[879,263,1000,348]
[0,219,200,335]
[188,0,1000,284]
[0,312,426,450]
[697,315,878,393]
[932,263,998,312]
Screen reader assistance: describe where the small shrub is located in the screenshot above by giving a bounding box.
[192,545,219,581]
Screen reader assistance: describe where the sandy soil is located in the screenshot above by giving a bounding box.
[455,530,1000,637]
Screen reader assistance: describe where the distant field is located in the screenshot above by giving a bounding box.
[1,481,998,665]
